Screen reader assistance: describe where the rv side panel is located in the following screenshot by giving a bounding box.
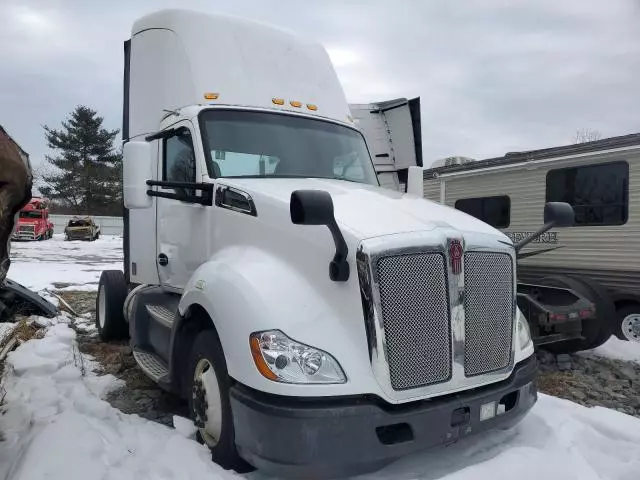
[423,177,441,202]
[434,148,640,296]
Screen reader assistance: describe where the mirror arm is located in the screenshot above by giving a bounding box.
[514,221,556,252]
[326,219,350,282]
[145,128,178,142]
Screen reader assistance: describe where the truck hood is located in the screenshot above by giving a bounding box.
[221,178,510,241]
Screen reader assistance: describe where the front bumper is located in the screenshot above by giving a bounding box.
[11,232,37,240]
[66,230,92,240]
[231,355,537,479]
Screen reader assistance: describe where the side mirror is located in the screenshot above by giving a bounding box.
[123,141,153,209]
[544,202,574,228]
[515,201,574,253]
[290,190,335,225]
[290,190,349,282]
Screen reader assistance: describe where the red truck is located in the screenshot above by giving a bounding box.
[11,197,54,241]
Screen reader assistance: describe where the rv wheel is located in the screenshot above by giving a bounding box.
[614,305,640,342]
[95,270,129,341]
[187,329,253,473]
[541,275,614,353]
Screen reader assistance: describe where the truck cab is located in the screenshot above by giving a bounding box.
[97,9,543,478]
[11,197,54,241]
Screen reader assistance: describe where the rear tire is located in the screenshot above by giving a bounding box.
[95,270,129,341]
[186,329,253,473]
[541,275,613,353]
[614,305,640,342]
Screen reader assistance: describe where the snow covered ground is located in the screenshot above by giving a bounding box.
[584,337,640,364]
[8,234,123,292]
[3,232,640,479]
[2,317,640,480]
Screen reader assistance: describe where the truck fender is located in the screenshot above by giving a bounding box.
[174,246,369,393]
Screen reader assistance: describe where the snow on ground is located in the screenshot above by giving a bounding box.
[582,337,640,364]
[8,234,123,292]
[2,318,640,480]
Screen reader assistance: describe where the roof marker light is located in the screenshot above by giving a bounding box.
[204,93,219,100]
[306,104,318,111]
[290,100,302,108]
[272,98,285,105]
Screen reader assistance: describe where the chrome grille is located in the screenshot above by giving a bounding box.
[463,252,514,376]
[377,253,451,390]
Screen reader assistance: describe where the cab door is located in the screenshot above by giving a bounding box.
[154,122,210,290]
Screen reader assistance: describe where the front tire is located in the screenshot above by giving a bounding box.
[187,329,252,473]
[95,270,129,341]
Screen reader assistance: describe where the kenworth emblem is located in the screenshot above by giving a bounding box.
[449,239,463,275]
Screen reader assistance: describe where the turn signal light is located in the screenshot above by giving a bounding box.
[250,337,277,380]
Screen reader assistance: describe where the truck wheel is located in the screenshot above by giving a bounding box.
[95,270,129,341]
[541,275,613,353]
[187,329,252,473]
[614,305,640,342]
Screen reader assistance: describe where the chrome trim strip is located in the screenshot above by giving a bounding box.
[357,230,517,404]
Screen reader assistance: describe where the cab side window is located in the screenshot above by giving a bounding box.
[163,129,196,184]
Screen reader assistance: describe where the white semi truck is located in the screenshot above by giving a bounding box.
[97,9,547,478]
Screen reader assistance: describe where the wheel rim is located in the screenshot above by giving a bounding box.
[98,285,106,328]
[193,358,223,447]
[621,314,640,342]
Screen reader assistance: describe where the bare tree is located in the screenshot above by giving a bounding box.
[574,128,602,144]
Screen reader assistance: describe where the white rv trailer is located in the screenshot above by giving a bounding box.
[97,9,541,478]
[420,133,640,343]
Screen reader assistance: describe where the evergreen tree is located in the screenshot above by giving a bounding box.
[41,106,122,215]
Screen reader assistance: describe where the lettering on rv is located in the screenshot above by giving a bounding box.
[505,232,558,244]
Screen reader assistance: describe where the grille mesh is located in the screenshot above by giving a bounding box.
[377,253,451,390]
[464,252,514,376]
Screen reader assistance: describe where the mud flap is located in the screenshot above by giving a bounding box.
[0,278,59,320]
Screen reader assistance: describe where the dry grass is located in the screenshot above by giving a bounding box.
[537,371,578,397]
[12,317,43,343]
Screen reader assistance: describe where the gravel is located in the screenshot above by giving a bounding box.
[537,349,640,418]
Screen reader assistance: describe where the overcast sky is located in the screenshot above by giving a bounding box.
[1,0,639,167]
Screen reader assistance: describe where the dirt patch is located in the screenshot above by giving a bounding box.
[56,291,96,316]
[61,290,188,427]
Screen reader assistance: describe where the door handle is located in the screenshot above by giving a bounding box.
[157,253,169,266]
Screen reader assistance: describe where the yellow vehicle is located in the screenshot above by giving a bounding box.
[64,217,100,241]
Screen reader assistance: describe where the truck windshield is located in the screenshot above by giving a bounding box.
[200,110,379,185]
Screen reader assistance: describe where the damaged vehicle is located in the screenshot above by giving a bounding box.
[64,216,100,241]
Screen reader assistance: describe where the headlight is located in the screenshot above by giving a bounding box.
[517,311,533,351]
[249,330,346,384]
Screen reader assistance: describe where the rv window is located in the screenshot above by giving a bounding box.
[163,129,196,184]
[455,196,511,228]
[546,161,628,226]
